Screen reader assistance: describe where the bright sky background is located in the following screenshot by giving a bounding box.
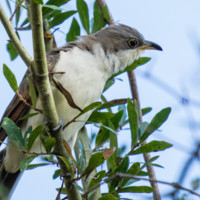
[1,0,200,199]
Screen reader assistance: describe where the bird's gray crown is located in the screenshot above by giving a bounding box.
[79,24,145,53]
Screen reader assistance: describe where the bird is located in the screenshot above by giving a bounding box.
[0,24,162,198]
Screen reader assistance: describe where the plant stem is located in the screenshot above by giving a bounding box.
[0,4,32,68]
[29,2,81,200]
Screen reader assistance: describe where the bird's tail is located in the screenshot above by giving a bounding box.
[0,149,21,200]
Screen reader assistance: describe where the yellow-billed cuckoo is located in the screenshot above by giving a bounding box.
[0,24,162,197]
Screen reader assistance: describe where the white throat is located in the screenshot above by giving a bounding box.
[91,43,142,78]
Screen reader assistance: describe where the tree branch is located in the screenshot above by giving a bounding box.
[0,4,32,68]
[96,0,161,199]
[29,2,81,200]
[83,173,200,198]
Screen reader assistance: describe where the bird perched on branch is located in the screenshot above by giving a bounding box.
[0,24,162,198]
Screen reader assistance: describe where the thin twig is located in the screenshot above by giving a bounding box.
[83,173,200,198]
[0,3,33,68]
[96,1,161,199]
[16,90,42,113]
[21,150,54,156]
[9,0,25,21]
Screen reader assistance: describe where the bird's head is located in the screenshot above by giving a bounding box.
[93,24,162,52]
[80,24,162,72]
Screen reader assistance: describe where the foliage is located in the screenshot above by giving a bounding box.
[0,0,177,200]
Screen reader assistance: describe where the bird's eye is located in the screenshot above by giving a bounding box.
[128,39,138,48]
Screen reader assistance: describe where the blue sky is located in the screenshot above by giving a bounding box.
[1,0,200,199]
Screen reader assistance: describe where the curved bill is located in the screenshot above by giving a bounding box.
[140,40,163,51]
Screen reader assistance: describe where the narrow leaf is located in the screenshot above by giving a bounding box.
[92,2,106,33]
[83,152,104,177]
[19,113,39,121]
[52,78,82,112]
[121,162,140,187]
[130,140,173,155]
[99,194,118,200]
[58,156,74,176]
[118,186,154,193]
[27,125,43,151]
[110,157,129,192]
[141,107,152,116]
[77,0,90,34]
[44,137,56,153]
[27,163,49,170]
[102,5,110,22]
[127,99,138,147]
[6,41,18,60]
[67,17,80,42]
[140,107,171,142]
[88,170,106,189]
[1,117,24,149]
[20,155,38,171]
[53,169,61,179]
[49,10,77,28]
[3,64,18,92]
[82,102,102,113]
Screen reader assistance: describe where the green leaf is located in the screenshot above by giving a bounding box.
[103,78,115,92]
[20,155,38,171]
[27,125,43,151]
[82,102,102,113]
[110,156,129,192]
[139,121,149,138]
[67,17,80,42]
[118,186,154,193]
[6,0,12,14]
[1,117,24,149]
[108,120,118,160]
[99,194,118,200]
[44,137,56,153]
[121,162,140,187]
[49,10,77,28]
[53,169,61,179]
[58,156,74,176]
[88,170,106,188]
[83,152,104,177]
[42,4,63,11]
[92,2,106,33]
[32,0,43,4]
[141,155,160,170]
[15,1,21,26]
[127,99,138,147]
[102,5,110,22]
[77,0,90,34]
[95,124,110,148]
[27,163,49,170]
[110,110,124,130]
[110,57,151,79]
[3,64,18,92]
[88,111,114,123]
[140,107,171,142]
[130,140,173,155]
[23,126,32,147]
[141,107,152,116]
[19,113,39,121]
[27,76,37,107]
